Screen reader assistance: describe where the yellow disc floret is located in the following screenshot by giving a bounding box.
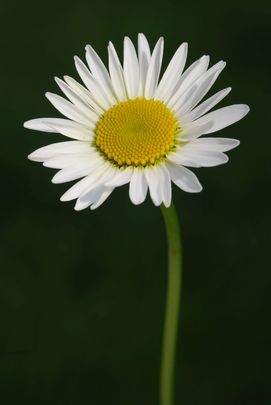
[94,98,179,167]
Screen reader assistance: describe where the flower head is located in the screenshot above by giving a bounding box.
[24,34,249,210]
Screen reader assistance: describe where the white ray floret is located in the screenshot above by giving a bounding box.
[24,34,249,210]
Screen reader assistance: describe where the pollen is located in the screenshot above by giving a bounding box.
[94,98,179,167]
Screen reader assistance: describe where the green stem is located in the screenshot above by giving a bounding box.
[160,202,182,405]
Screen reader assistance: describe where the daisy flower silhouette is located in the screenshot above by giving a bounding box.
[24,34,249,210]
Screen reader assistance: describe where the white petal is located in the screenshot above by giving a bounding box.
[178,55,210,92]
[176,61,226,115]
[78,165,116,200]
[180,121,214,141]
[167,163,202,193]
[60,167,106,202]
[160,165,172,207]
[64,75,104,114]
[74,197,93,211]
[123,37,140,99]
[155,42,188,100]
[144,166,163,206]
[52,167,90,184]
[74,185,104,211]
[74,56,111,109]
[54,77,99,122]
[166,55,209,106]
[24,117,69,133]
[144,37,164,99]
[171,84,198,115]
[40,118,93,141]
[186,137,240,152]
[105,167,133,187]
[168,151,200,168]
[60,163,114,202]
[192,104,250,134]
[45,92,92,126]
[171,149,229,167]
[74,185,113,211]
[138,33,151,96]
[129,169,148,205]
[85,45,111,88]
[28,141,91,161]
[52,157,101,184]
[43,153,94,169]
[187,87,232,121]
[24,117,93,141]
[90,187,114,210]
[85,44,116,105]
[108,42,127,101]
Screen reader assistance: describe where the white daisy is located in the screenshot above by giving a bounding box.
[24,34,249,210]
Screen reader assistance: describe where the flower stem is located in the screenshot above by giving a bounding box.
[160,202,182,405]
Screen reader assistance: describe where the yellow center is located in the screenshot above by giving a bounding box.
[94,98,179,167]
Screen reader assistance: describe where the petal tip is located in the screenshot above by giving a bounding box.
[124,36,132,45]
[51,175,60,184]
[23,120,32,129]
[85,44,93,54]
[45,91,52,100]
[27,152,35,161]
[243,104,250,115]
[74,204,82,211]
[130,199,143,206]
[188,182,203,193]
[163,200,171,208]
[60,194,68,202]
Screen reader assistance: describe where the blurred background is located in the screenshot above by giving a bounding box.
[1,0,270,403]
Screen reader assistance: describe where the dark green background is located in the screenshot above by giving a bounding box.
[1,0,270,403]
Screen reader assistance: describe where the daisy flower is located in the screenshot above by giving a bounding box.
[24,34,249,210]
